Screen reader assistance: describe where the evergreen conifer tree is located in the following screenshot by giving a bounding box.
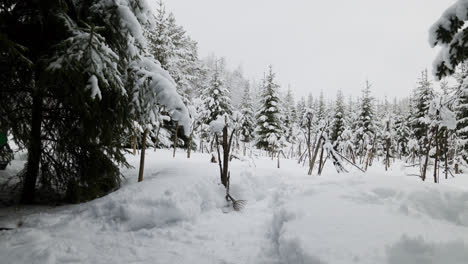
[240,82,255,146]
[255,66,283,152]
[0,0,189,203]
[283,86,296,143]
[411,69,434,144]
[202,62,232,125]
[355,81,375,159]
[331,90,346,143]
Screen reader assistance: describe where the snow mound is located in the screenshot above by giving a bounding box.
[80,169,225,232]
[263,174,468,264]
[387,235,468,264]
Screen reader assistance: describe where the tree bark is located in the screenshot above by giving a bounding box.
[385,120,391,171]
[277,151,280,168]
[306,119,313,170]
[187,131,193,159]
[434,126,439,184]
[215,135,223,184]
[298,142,302,157]
[444,130,449,180]
[132,135,137,155]
[222,125,229,187]
[200,137,203,154]
[422,135,433,181]
[308,134,324,175]
[138,129,148,182]
[365,134,377,171]
[318,145,325,174]
[21,91,43,204]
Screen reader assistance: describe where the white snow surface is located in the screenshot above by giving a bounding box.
[1,150,468,264]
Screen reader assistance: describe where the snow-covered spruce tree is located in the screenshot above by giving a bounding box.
[452,63,468,169]
[0,0,189,204]
[186,97,206,158]
[283,86,296,144]
[239,82,255,155]
[255,66,284,154]
[337,96,358,162]
[295,96,307,156]
[202,62,233,126]
[307,93,314,109]
[146,1,203,150]
[331,90,346,145]
[355,81,375,165]
[428,2,468,170]
[394,110,412,159]
[380,101,395,170]
[301,107,315,172]
[316,90,326,121]
[147,0,174,68]
[296,96,306,117]
[411,69,434,147]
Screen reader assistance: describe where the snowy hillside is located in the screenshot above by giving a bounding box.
[1,149,467,264]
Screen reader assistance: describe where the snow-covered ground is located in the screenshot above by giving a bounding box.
[1,149,468,264]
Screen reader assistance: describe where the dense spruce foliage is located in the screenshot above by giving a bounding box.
[0,0,189,203]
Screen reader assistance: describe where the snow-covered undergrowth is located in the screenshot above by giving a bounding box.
[1,149,468,264]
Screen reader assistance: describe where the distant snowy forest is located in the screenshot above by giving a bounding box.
[1,0,468,205]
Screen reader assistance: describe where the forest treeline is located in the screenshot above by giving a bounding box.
[1,0,468,205]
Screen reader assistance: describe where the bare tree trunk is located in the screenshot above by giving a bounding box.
[318,145,325,175]
[277,151,280,168]
[434,127,439,183]
[173,122,179,158]
[365,134,377,171]
[222,125,229,186]
[422,135,433,181]
[365,149,371,171]
[306,120,313,173]
[385,121,391,171]
[200,137,204,154]
[444,130,449,180]
[335,151,365,172]
[215,125,236,188]
[243,142,246,156]
[21,90,43,204]
[138,129,148,182]
[349,146,356,164]
[215,135,224,185]
[132,134,137,155]
[370,136,378,167]
[210,136,214,153]
[187,131,193,159]
[309,134,324,175]
[319,156,328,175]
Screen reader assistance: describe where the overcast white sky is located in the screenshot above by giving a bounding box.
[162,0,455,100]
